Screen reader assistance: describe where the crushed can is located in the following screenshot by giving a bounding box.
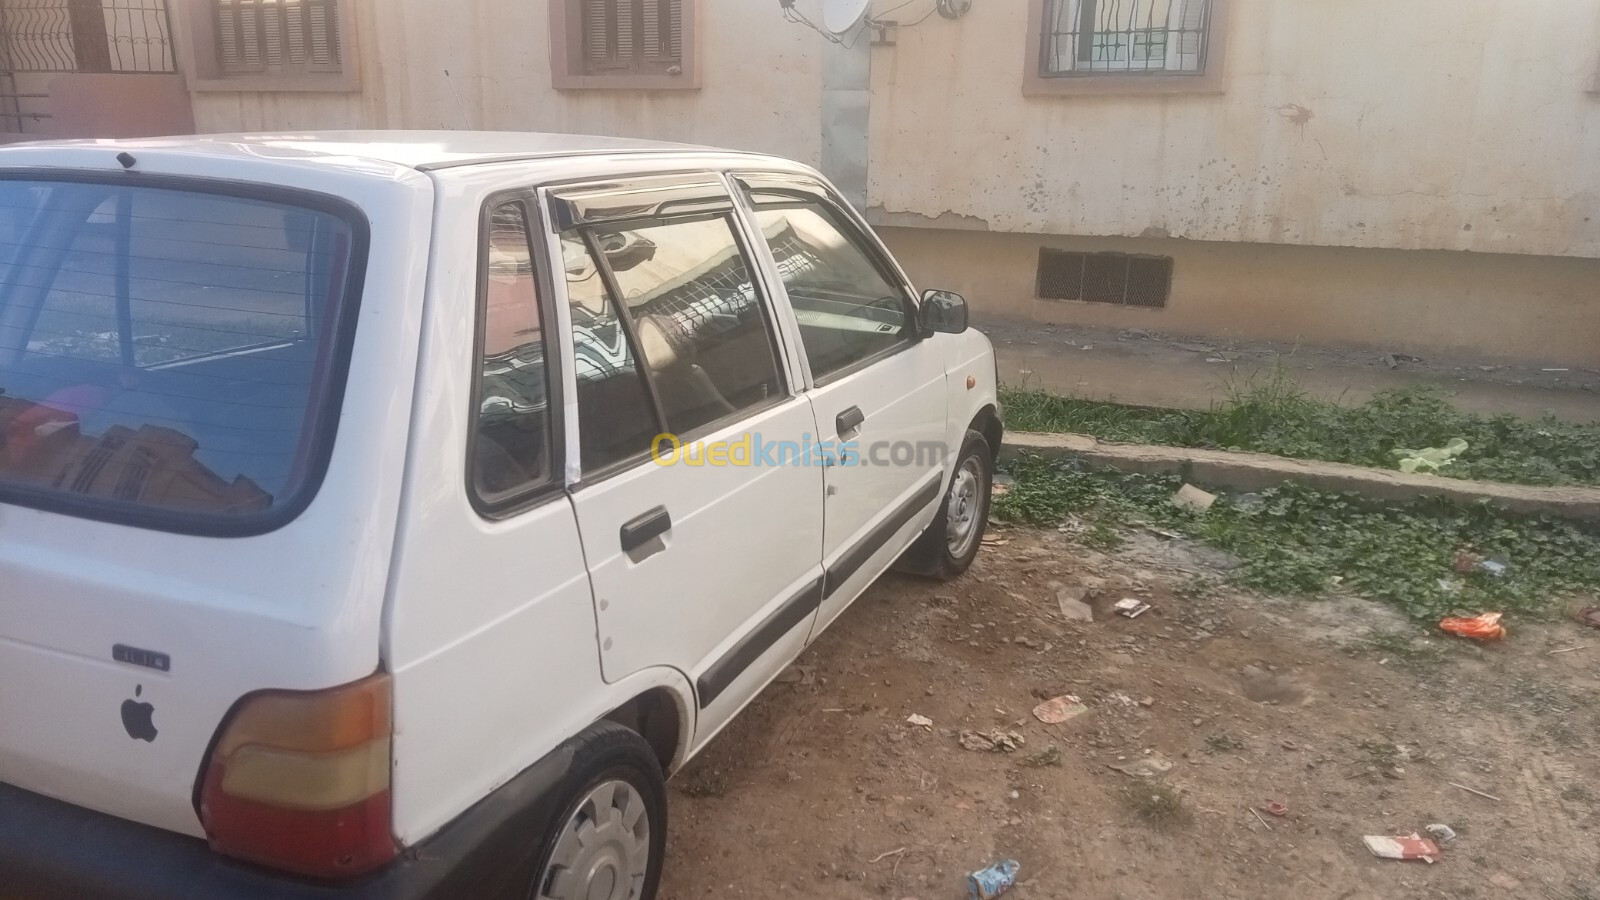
[967,859,1021,899]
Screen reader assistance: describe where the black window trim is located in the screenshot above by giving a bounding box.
[735,176,923,388]
[560,205,794,490]
[0,169,370,538]
[466,191,569,520]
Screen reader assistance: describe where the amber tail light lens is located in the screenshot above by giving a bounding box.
[198,673,395,880]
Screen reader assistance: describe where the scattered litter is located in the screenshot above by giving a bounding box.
[1425,823,1457,843]
[1392,438,1469,474]
[869,847,907,864]
[966,859,1020,900]
[1449,781,1503,802]
[1230,492,1265,512]
[1363,834,1440,863]
[1031,695,1089,725]
[959,730,1026,753]
[1056,586,1095,622]
[1249,807,1272,830]
[1171,483,1218,513]
[1108,751,1173,778]
[1453,549,1484,574]
[1576,607,1600,631]
[1262,801,1289,817]
[990,482,1010,498]
[1542,368,1570,373]
[1380,353,1400,369]
[981,536,1010,547]
[1549,645,1587,655]
[1113,598,1152,619]
[1440,611,1506,641]
[906,714,934,730]
[1478,558,1508,577]
[1057,515,1087,536]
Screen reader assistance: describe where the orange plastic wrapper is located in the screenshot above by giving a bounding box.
[1440,611,1506,641]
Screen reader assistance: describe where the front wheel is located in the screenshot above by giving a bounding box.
[896,429,993,580]
[528,723,667,900]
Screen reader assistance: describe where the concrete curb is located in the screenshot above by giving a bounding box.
[1002,432,1600,523]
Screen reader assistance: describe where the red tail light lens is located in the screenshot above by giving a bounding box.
[198,673,395,879]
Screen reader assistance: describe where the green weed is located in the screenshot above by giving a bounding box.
[1000,370,1600,487]
[992,456,1600,621]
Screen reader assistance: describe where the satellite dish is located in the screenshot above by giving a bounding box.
[821,0,870,35]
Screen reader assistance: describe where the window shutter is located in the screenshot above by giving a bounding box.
[214,0,342,75]
[307,0,341,69]
[642,0,682,64]
[585,0,634,71]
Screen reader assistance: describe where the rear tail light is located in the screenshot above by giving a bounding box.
[198,673,395,879]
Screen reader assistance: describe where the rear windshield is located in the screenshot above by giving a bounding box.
[0,178,361,531]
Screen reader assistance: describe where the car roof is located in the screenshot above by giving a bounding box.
[0,130,762,175]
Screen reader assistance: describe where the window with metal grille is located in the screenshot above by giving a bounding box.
[582,0,683,76]
[0,0,177,73]
[213,0,341,76]
[1036,249,1172,308]
[1042,0,1211,76]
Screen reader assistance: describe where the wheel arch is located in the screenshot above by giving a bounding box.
[968,403,1003,460]
[601,683,693,776]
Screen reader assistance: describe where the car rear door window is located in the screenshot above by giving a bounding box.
[563,233,661,472]
[0,179,361,530]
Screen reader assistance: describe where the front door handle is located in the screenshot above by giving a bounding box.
[620,506,672,553]
[836,406,865,438]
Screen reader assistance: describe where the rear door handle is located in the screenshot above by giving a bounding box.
[620,506,672,553]
[836,406,865,438]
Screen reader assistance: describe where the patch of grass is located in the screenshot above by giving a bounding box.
[1001,369,1600,487]
[1121,782,1189,828]
[992,456,1600,621]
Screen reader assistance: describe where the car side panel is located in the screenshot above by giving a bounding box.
[382,171,691,848]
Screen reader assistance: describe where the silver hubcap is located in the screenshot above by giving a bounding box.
[536,780,651,900]
[945,455,985,557]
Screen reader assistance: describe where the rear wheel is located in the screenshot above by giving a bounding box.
[529,723,667,900]
[897,429,993,580]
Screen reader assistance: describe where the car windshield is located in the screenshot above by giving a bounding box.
[0,179,359,528]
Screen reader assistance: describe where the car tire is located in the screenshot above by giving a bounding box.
[527,722,668,900]
[896,429,993,580]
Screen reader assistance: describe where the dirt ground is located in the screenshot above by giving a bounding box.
[984,320,1600,424]
[659,525,1600,900]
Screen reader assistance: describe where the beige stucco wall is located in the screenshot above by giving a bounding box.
[879,226,1600,367]
[184,0,823,164]
[181,0,1600,259]
[869,0,1600,258]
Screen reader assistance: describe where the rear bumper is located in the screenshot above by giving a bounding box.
[1,743,572,900]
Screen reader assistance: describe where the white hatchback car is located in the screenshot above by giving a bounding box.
[0,132,1001,900]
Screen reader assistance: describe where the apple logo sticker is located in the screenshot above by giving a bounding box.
[121,685,157,742]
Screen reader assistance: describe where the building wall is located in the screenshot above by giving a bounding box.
[869,0,1600,258]
[173,0,1600,365]
[185,0,824,165]
[880,226,1600,366]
